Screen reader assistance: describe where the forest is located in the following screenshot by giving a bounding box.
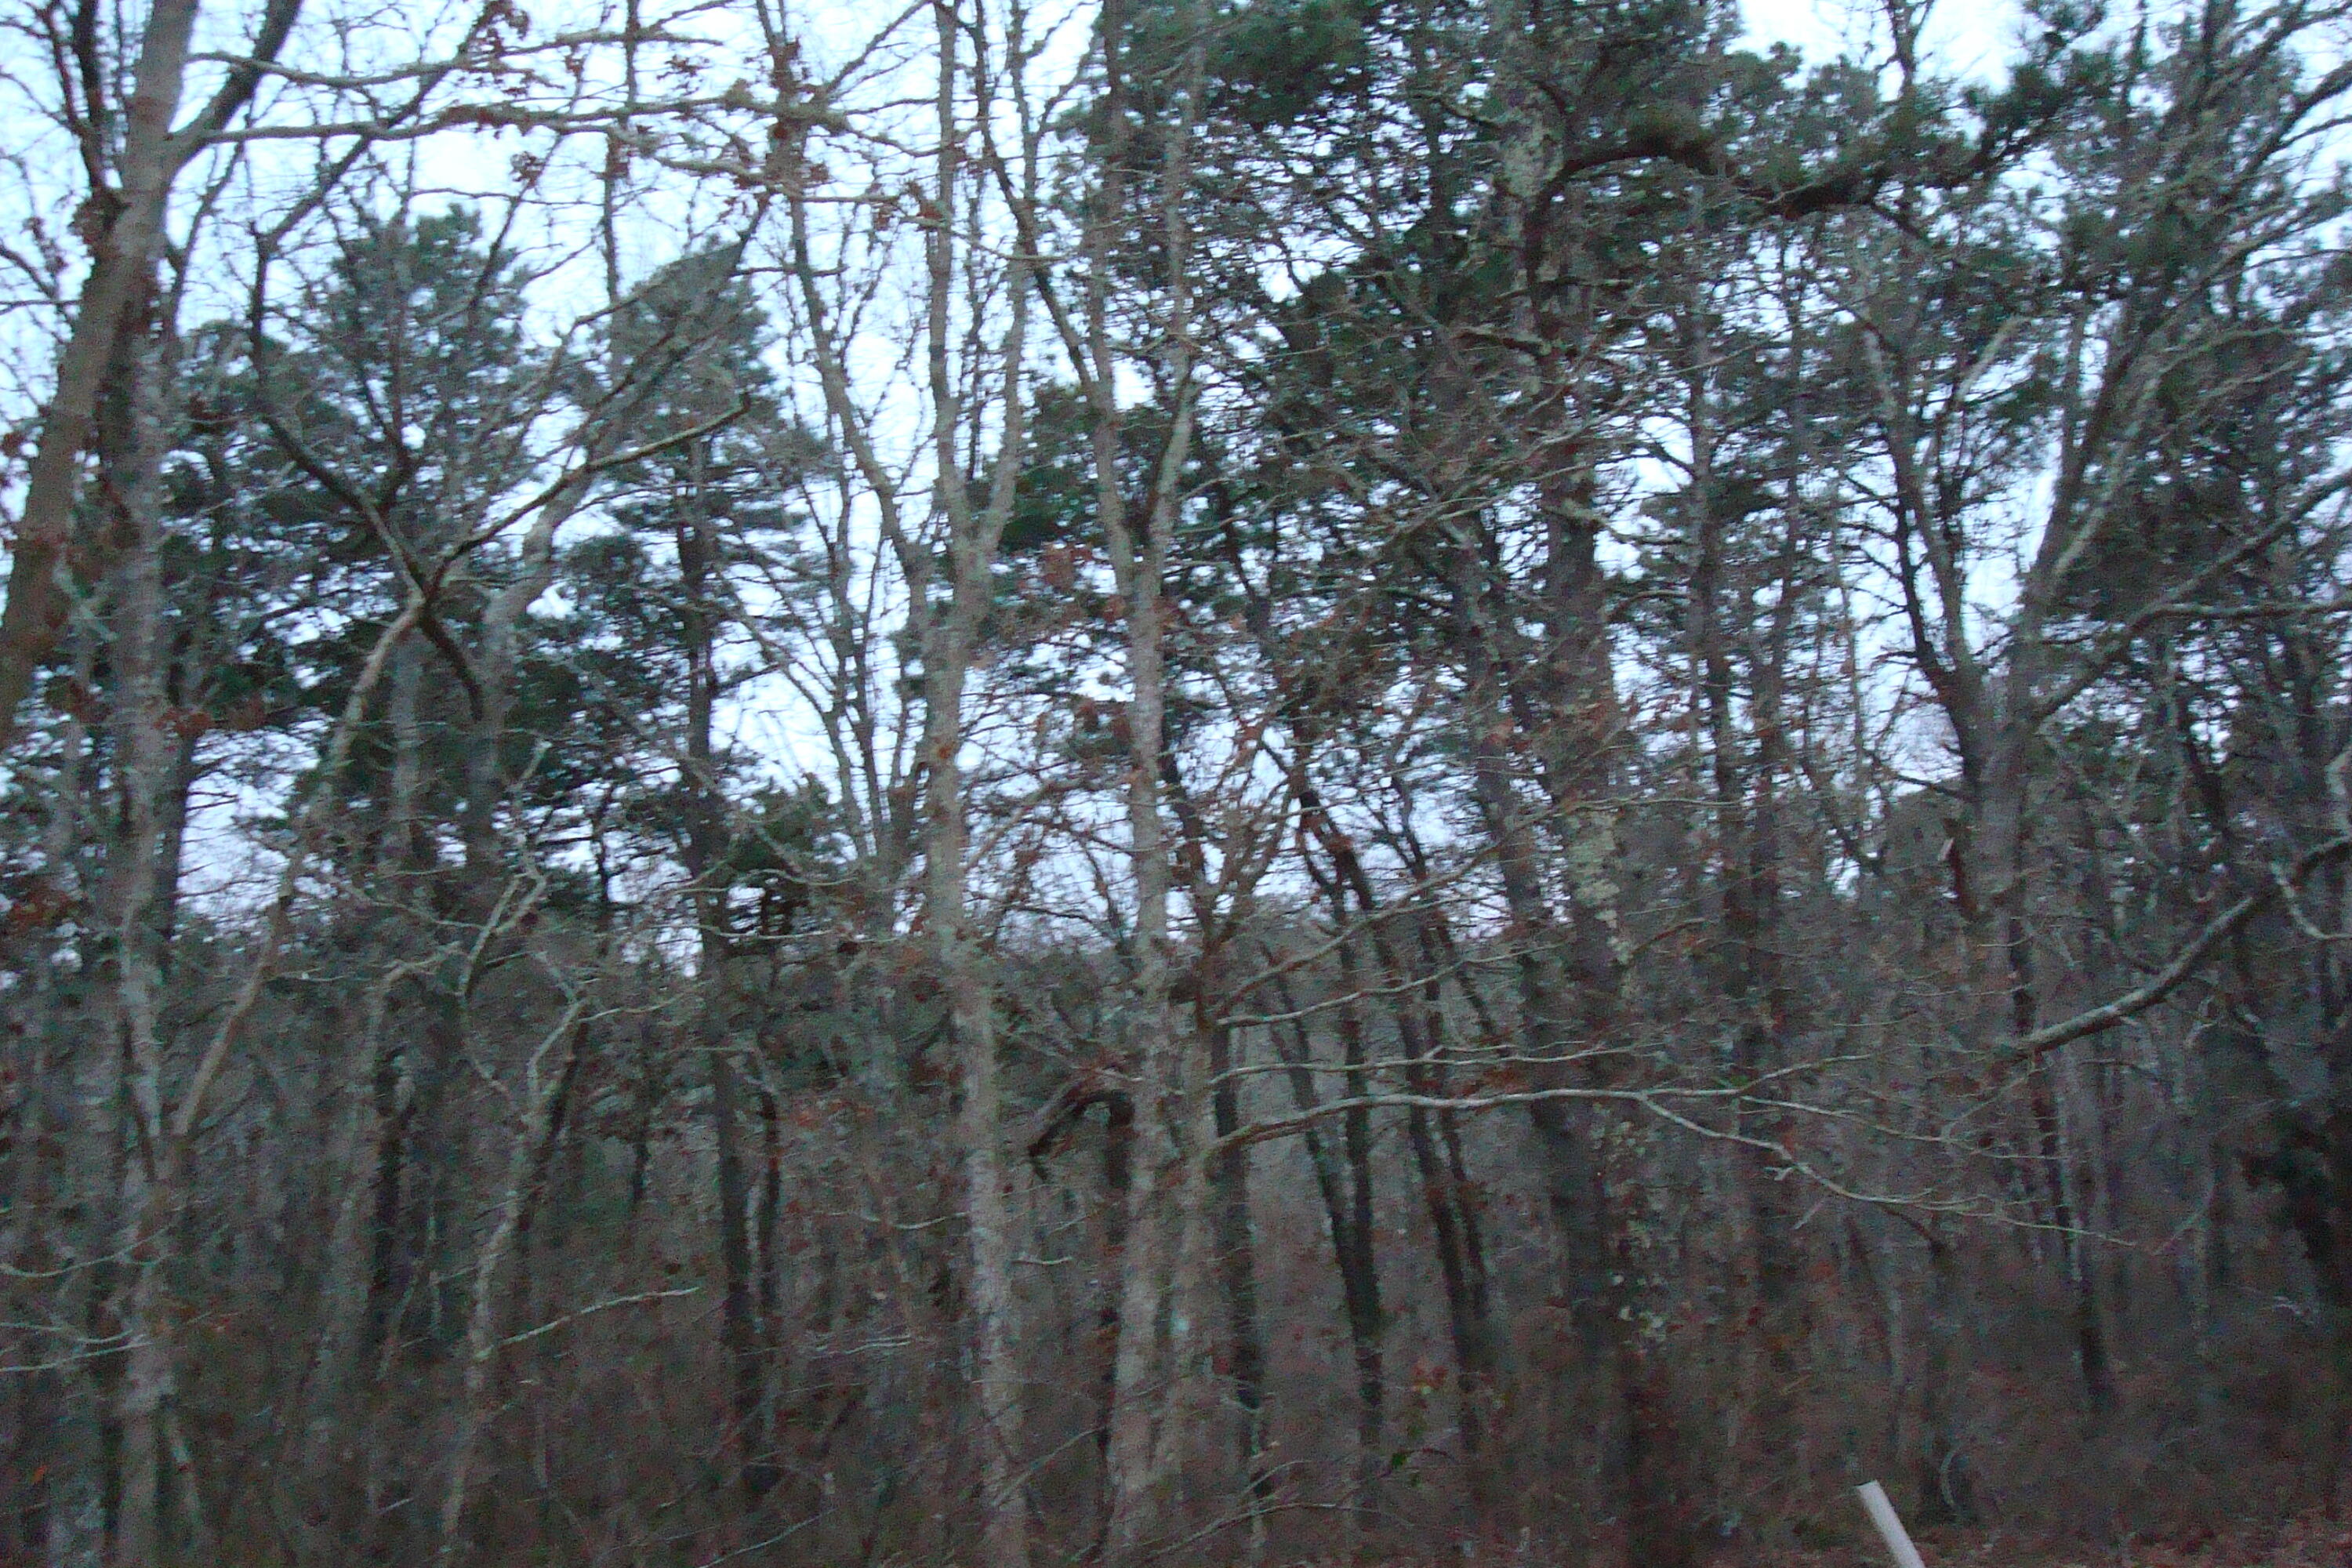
[5,0,2352,1563]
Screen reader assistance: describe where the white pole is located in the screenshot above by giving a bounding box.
[1855,1480,1929,1568]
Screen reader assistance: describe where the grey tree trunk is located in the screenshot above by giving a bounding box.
[101,321,183,1568]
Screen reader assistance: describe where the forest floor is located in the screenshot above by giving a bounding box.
[1740,1512,2351,1567]
[1319,1516,2350,1568]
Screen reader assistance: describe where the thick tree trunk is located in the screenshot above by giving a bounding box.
[0,1,200,755]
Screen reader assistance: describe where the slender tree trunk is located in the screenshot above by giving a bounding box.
[1312,784,1498,1499]
[757,1081,786,1388]
[916,11,1036,1558]
[461,475,587,885]
[1096,9,1207,1553]
[361,1009,410,1373]
[1200,961,1271,1530]
[1911,1222,1975,1525]
[435,1004,588,1560]
[1308,877,1387,1529]
[1159,744,1277,1535]
[1094,1085,1137,1512]
[786,5,1037,1552]
[711,1022,769,1497]
[1399,1023,1494,1479]
[301,964,403,1485]
[626,1010,660,1225]
[354,637,428,1381]
[673,457,771,1506]
[1986,695,2112,1420]
[1267,969,1384,1544]
[1391,841,1502,1501]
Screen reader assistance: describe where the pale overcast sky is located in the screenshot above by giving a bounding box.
[1740,0,2027,78]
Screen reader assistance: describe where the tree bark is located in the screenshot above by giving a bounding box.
[100,306,183,1568]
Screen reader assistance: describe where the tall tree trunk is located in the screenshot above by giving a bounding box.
[0,0,199,757]
[757,1081,786,1396]
[1979,684,2113,1421]
[1094,1084,1137,1517]
[674,453,771,1506]
[98,292,189,1568]
[1390,831,1502,1501]
[1683,358,1806,1511]
[918,10,1036,1557]
[1452,527,1696,1567]
[1096,9,1207,1555]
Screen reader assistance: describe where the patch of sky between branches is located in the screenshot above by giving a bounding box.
[1739,0,2024,84]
